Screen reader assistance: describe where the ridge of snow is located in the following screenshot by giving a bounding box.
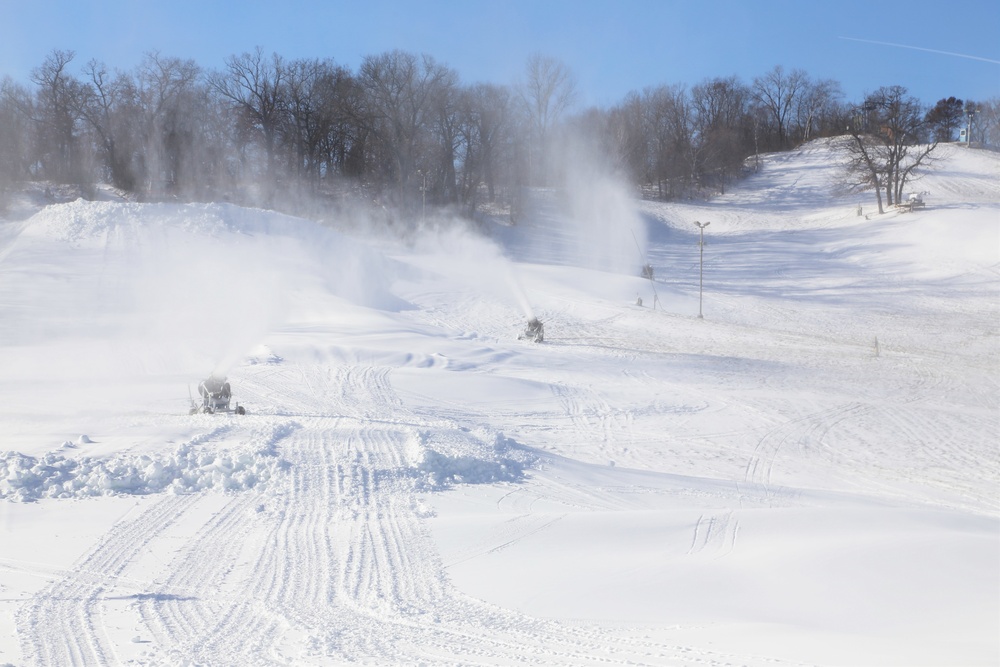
[0,421,297,501]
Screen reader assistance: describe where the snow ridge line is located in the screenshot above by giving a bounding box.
[0,420,296,502]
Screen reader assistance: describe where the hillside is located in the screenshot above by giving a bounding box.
[0,140,997,666]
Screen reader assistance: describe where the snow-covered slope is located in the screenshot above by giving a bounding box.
[0,141,997,666]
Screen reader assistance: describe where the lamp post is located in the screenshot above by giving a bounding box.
[417,169,427,221]
[694,221,710,318]
[966,106,980,147]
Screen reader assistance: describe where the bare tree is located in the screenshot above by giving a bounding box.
[692,76,751,193]
[428,66,461,205]
[358,50,454,207]
[795,78,842,143]
[843,86,937,214]
[752,65,809,150]
[971,97,1000,150]
[77,53,204,197]
[602,91,649,183]
[460,83,514,205]
[208,48,288,186]
[78,59,141,192]
[135,53,202,196]
[317,68,366,181]
[30,50,88,184]
[840,130,888,214]
[283,58,343,186]
[0,78,34,205]
[518,54,577,185]
[642,85,692,198]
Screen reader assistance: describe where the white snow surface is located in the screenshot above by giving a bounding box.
[0,140,997,666]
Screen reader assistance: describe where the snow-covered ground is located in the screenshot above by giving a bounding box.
[0,140,997,666]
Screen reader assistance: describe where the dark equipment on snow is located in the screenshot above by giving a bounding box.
[190,375,246,415]
[519,317,545,343]
[631,230,660,310]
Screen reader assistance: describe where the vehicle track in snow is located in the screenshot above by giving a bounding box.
[550,382,631,466]
[688,510,740,559]
[15,493,201,666]
[128,412,734,664]
[743,401,873,491]
[30,355,759,666]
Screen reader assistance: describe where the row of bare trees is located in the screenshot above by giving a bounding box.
[587,67,848,198]
[2,49,997,217]
[0,49,569,215]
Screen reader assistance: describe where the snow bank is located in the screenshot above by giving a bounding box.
[407,428,535,489]
[0,422,296,502]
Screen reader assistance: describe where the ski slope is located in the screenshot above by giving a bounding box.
[0,140,997,666]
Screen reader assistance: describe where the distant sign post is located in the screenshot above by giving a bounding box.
[694,221,710,318]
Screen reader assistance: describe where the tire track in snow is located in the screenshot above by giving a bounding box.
[266,372,734,664]
[19,353,787,665]
[743,401,872,494]
[134,491,269,662]
[688,511,740,559]
[16,493,200,666]
[550,382,637,470]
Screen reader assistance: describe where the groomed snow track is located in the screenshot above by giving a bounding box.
[15,410,758,666]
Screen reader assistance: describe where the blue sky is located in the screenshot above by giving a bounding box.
[2,0,998,108]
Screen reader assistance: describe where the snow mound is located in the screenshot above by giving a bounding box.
[407,428,535,489]
[24,199,325,244]
[17,199,402,311]
[0,421,297,502]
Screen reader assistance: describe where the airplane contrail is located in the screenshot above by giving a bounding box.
[839,36,1000,65]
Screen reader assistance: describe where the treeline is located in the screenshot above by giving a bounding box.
[1,48,997,218]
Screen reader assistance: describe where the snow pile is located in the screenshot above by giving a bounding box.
[0,422,296,502]
[408,428,535,489]
[19,198,401,312]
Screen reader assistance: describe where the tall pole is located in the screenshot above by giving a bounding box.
[694,221,710,318]
[417,170,426,221]
[965,105,980,147]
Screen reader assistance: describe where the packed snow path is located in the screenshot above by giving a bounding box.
[14,381,738,666]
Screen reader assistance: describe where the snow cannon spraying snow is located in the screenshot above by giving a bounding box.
[519,317,544,343]
[191,374,246,415]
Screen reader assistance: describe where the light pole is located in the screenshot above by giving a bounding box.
[694,221,710,318]
[966,106,980,147]
[417,169,427,221]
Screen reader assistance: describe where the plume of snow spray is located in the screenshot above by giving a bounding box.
[557,135,647,274]
[416,224,536,319]
[503,261,535,321]
[131,217,290,378]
